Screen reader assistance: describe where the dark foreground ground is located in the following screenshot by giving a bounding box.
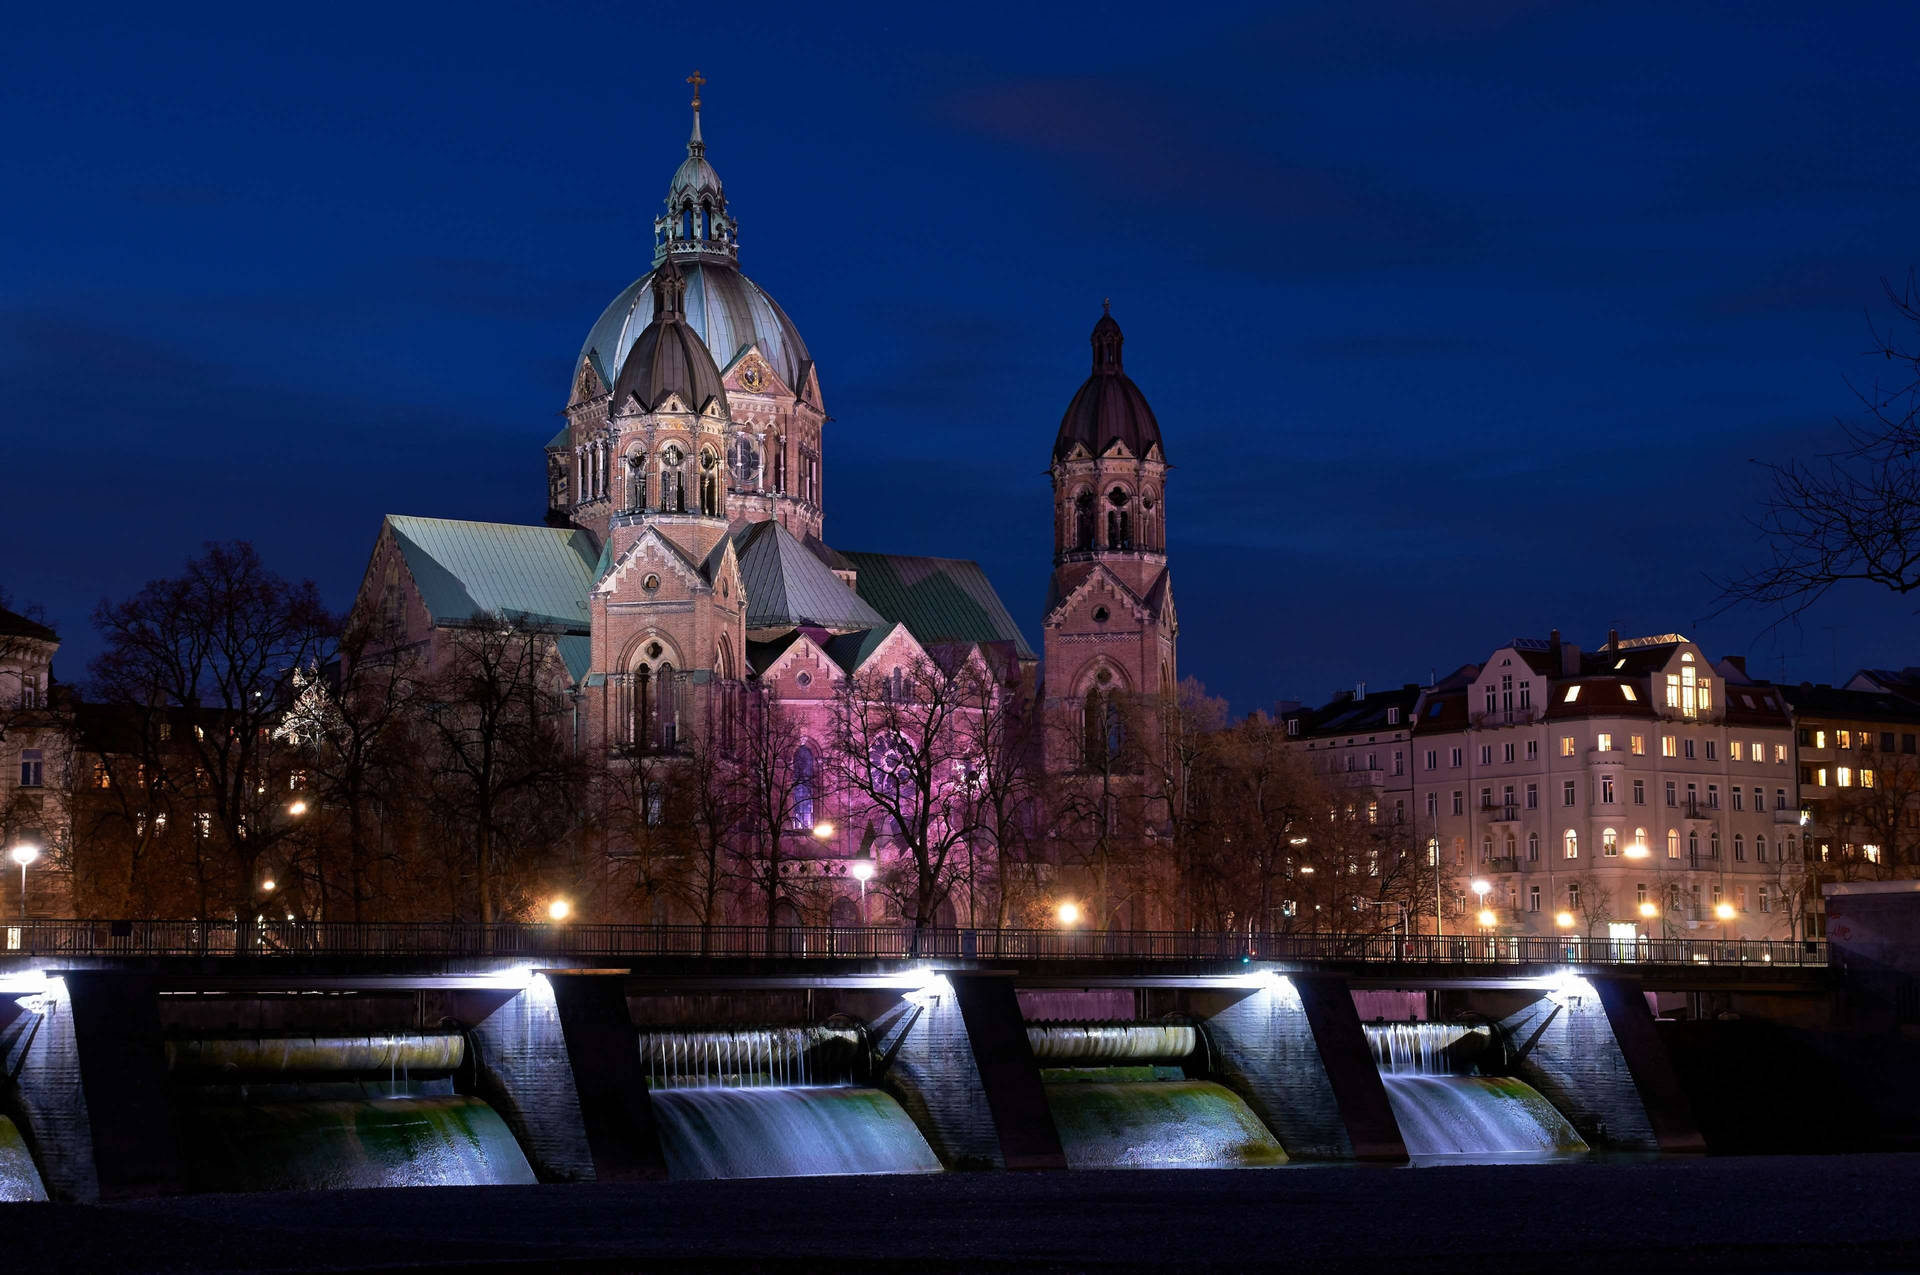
[9,1156,1920,1274]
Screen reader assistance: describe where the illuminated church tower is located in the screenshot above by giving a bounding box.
[1041,305,1177,773]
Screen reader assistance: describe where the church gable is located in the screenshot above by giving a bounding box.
[1044,561,1147,630]
[758,631,842,697]
[719,343,793,401]
[597,525,710,601]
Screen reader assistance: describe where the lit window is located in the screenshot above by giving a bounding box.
[1621,685,1637,702]
[1661,735,1677,757]
[1560,736,1576,757]
[1602,828,1618,856]
[1730,741,1744,761]
[1596,733,1613,752]
[1836,766,1853,788]
[1752,740,1764,760]
[1564,829,1579,859]
[1667,828,1679,859]
[1865,844,1883,864]
[1630,735,1645,755]
[1814,730,1828,749]
[1775,744,1787,763]
[1837,729,1852,749]
[1564,686,1581,703]
[1817,768,1829,787]
[1862,768,1876,788]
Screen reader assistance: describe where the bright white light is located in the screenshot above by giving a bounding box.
[1714,902,1735,921]
[1476,908,1498,928]
[1288,836,1309,846]
[850,860,874,882]
[904,968,953,1008]
[1056,900,1081,926]
[287,800,309,817]
[1548,971,1597,1006]
[1638,901,1659,918]
[1471,878,1491,898]
[1553,911,1576,929]
[260,878,276,893]
[8,844,39,868]
[1245,967,1290,992]
[812,821,835,840]
[1625,842,1649,859]
[548,898,572,922]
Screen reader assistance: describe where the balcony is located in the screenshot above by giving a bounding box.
[1483,804,1522,824]
[1773,807,1807,825]
[1470,707,1542,728]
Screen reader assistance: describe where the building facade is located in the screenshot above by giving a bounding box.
[0,607,72,920]
[348,87,1177,926]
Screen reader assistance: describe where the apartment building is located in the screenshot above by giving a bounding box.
[1303,632,1802,941]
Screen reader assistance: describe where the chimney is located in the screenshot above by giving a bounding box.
[1561,641,1582,677]
[1608,628,1620,654]
[1724,655,1749,676]
[1356,680,1367,700]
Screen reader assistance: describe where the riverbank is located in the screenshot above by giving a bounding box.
[8,1155,1917,1273]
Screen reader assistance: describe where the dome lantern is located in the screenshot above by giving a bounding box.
[1052,304,1165,463]
[654,70,739,268]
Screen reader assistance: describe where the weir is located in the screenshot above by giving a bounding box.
[0,1115,47,1201]
[1028,1022,1285,1169]
[638,1026,939,1180]
[1365,1023,1586,1161]
[169,1034,536,1192]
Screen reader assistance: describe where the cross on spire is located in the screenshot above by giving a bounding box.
[687,69,706,110]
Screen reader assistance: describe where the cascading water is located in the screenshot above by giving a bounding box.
[0,1115,47,1201]
[171,1034,536,1192]
[1366,1023,1587,1161]
[641,1027,940,1180]
[1031,1022,1286,1169]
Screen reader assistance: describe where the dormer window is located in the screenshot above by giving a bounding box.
[1387,708,1401,725]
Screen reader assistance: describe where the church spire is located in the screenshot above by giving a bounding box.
[654,72,737,267]
[1090,299,1124,374]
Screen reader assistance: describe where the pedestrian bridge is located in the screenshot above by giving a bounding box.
[0,920,1828,993]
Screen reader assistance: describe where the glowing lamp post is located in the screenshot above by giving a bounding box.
[1554,910,1576,930]
[1056,900,1081,928]
[811,821,835,841]
[547,898,572,922]
[1714,900,1736,947]
[287,799,309,818]
[850,857,874,925]
[1624,841,1649,860]
[8,843,39,921]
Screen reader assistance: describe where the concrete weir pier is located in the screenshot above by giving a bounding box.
[0,933,1880,1199]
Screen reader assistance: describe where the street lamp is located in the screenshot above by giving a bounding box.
[1554,910,1576,930]
[8,843,39,921]
[1476,908,1498,929]
[547,898,572,922]
[260,877,276,893]
[1625,841,1649,860]
[1639,901,1659,919]
[1714,900,1735,946]
[1471,878,1491,900]
[287,799,308,817]
[1056,900,1082,927]
[811,821,835,840]
[850,857,874,924]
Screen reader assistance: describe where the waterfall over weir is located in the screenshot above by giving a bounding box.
[0,1115,47,1201]
[1365,1024,1587,1161]
[1032,1023,1286,1169]
[640,1027,940,1180]
[171,1034,535,1192]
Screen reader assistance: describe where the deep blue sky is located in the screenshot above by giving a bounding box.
[5,1,1917,712]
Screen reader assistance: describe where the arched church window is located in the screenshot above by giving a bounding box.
[661,446,685,513]
[626,454,647,512]
[1107,488,1131,550]
[656,664,678,750]
[1074,491,1095,551]
[681,209,693,241]
[699,449,720,516]
[792,745,816,829]
[632,665,652,752]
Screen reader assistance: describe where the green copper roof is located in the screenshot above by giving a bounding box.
[556,635,591,683]
[545,425,570,451]
[841,551,1036,661]
[822,623,900,674]
[386,515,595,631]
[734,521,886,632]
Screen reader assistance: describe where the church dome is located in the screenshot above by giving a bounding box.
[1053,306,1164,462]
[582,261,811,396]
[610,263,726,415]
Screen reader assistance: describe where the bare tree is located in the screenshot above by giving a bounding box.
[732,686,813,936]
[829,649,981,936]
[90,543,333,933]
[1719,272,1920,619]
[1137,677,1227,930]
[948,647,1043,929]
[419,615,579,924]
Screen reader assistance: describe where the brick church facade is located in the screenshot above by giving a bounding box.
[351,86,1176,926]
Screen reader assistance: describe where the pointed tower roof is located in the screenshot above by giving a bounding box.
[1053,302,1165,462]
[732,520,887,633]
[610,259,728,414]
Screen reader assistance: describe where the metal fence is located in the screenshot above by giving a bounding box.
[0,919,1828,968]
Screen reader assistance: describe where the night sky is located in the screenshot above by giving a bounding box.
[6,1,1917,714]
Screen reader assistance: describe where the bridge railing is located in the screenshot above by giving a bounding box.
[0,920,1828,968]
